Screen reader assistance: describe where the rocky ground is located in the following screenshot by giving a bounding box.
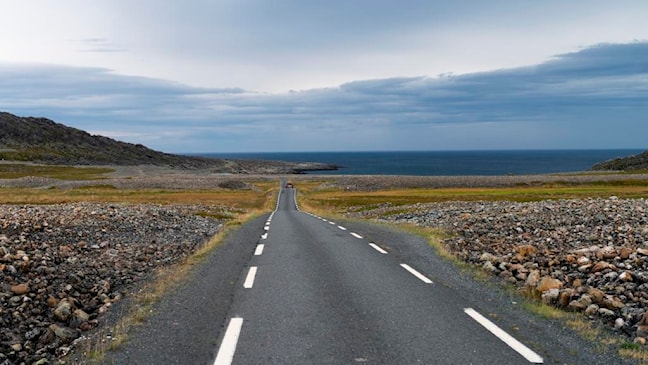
[4,170,648,364]
[309,172,648,191]
[346,196,648,345]
[0,203,224,365]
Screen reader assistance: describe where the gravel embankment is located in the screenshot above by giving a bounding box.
[347,196,648,344]
[0,203,224,365]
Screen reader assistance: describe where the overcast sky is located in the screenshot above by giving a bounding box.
[1,0,647,153]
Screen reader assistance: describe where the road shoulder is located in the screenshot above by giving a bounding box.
[339,218,637,365]
[101,214,267,365]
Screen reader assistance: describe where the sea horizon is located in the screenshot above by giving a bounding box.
[193,149,645,176]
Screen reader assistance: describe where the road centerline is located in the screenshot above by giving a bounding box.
[254,244,264,256]
[350,232,363,239]
[243,267,258,289]
[213,317,244,365]
[400,264,433,284]
[369,243,388,254]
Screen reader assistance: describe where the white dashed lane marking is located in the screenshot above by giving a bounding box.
[350,232,363,239]
[254,244,264,256]
[243,267,258,289]
[213,317,243,365]
[400,264,433,284]
[369,243,388,254]
[464,308,543,364]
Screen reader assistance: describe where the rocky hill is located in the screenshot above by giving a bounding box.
[592,151,648,171]
[0,112,335,173]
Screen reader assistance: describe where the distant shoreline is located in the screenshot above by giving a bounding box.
[3,165,648,191]
[193,149,645,176]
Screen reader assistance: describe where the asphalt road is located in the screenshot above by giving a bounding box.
[214,186,543,364]
[104,184,635,365]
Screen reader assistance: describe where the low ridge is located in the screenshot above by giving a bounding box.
[0,112,336,173]
[592,151,648,171]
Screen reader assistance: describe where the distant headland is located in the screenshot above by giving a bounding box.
[0,111,337,174]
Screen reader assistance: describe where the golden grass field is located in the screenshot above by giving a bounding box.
[0,163,279,214]
[3,163,648,207]
[295,179,648,215]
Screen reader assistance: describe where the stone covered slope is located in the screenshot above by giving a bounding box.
[0,112,222,167]
[0,203,225,364]
[593,151,648,171]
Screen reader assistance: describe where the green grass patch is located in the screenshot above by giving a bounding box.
[619,344,648,362]
[77,184,118,190]
[621,342,642,350]
[0,163,113,180]
[523,301,567,320]
[196,209,238,220]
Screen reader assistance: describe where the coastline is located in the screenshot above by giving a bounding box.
[2,164,647,190]
[197,149,646,176]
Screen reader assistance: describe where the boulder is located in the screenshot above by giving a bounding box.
[536,277,563,294]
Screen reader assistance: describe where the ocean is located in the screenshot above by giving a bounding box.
[197,150,645,176]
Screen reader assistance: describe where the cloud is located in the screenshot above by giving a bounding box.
[75,38,126,53]
[2,1,647,93]
[1,42,647,152]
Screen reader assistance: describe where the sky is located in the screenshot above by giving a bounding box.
[1,0,647,153]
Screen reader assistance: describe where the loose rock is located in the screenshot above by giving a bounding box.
[0,202,226,363]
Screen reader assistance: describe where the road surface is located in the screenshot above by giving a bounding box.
[103,183,632,365]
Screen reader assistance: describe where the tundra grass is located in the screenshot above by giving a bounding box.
[299,183,648,214]
[0,163,113,180]
[0,186,273,210]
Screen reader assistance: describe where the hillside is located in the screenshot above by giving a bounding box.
[592,150,648,171]
[0,112,336,173]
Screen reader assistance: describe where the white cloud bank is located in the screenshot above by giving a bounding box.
[1,42,647,152]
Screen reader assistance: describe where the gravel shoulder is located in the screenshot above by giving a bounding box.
[101,214,267,365]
